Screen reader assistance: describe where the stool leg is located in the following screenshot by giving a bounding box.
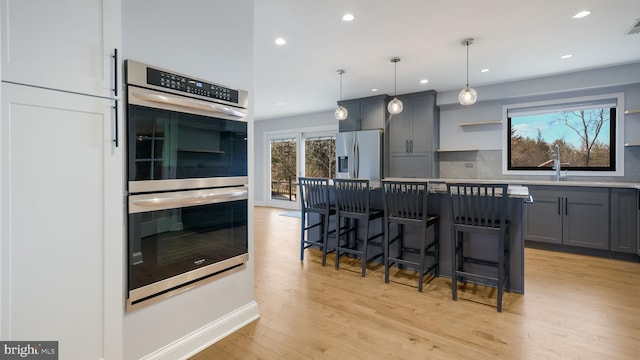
[361,218,368,277]
[384,220,390,284]
[418,224,426,292]
[397,224,403,269]
[335,216,342,270]
[300,211,306,261]
[451,229,458,301]
[321,214,329,267]
[434,221,440,277]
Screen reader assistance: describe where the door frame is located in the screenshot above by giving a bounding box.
[263,125,336,209]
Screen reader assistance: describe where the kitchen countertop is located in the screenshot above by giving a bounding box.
[383,177,640,190]
[381,178,531,199]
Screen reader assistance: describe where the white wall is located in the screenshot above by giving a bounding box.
[122,1,257,359]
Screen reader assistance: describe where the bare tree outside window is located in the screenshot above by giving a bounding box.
[305,138,336,178]
[270,139,297,201]
[509,107,615,171]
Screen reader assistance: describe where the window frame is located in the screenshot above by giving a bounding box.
[501,93,625,177]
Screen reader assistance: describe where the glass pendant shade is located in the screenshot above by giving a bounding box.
[458,86,477,105]
[388,97,403,114]
[335,105,348,120]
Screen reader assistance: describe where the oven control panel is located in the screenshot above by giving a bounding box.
[146,67,239,104]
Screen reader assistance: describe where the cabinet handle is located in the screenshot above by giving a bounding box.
[410,139,413,152]
[112,48,119,97]
[557,197,561,215]
[565,197,568,215]
[113,100,119,147]
[406,140,409,153]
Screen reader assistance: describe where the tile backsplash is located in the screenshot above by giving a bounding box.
[439,148,640,183]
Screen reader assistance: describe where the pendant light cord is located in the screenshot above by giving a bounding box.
[340,72,343,100]
[465,42,470,87]
[394,61,397,96]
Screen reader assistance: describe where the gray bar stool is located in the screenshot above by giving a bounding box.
[333,179,384,277]
[298,177,336,266]
[447,183,510,312]
[382,180,440,292]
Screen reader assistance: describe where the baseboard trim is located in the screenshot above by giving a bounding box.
[139,301,260,360]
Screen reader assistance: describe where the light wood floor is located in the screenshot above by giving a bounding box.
[191,206,640,359]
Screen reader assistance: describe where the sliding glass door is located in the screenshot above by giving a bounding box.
[265,128,336,209]
[269,135,298,208]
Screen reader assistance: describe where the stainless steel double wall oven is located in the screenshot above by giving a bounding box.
[125,60,249,310]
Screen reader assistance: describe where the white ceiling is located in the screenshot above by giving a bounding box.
[253,0,640,120]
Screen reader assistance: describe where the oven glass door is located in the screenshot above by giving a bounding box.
[128,187,248,300]
[127,104,248,183]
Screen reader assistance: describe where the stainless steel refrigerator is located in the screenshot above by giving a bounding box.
[336,129,383,182]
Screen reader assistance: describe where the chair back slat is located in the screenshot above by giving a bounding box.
[382,181,429,221]
[299,177,330,212]
[447,183,508,228]
[334,179,370,215]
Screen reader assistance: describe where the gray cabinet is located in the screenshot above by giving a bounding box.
[523,189,563,244]
[337,95,389,132]
[610,188,638,253]
[387,91,438,178]
[525,186,609,250]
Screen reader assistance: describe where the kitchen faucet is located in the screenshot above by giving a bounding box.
[552,144,566,181]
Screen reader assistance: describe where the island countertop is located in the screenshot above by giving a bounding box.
[383,177,640,190]
[381,178,531,199]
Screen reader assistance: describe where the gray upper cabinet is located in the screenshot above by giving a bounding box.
[525,186,609,250]
[387,91,438,178]
[610,188,638,254]
[337,95,389,132]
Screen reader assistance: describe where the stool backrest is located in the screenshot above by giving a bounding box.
[298,177,331,212]
[382,180,429,221]
[447,183,508,228]
[334,179,370,215]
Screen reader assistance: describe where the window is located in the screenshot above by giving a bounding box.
[503,94,624,176]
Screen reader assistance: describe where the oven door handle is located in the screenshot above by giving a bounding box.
[128,86,247,119]
[129,187,248,213]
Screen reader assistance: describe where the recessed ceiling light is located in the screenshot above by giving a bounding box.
[274,38,287,45]
[371,88,378,92]
[560,54,573,59]
[420,79,429,84]
[480,68,490,73]
[342,13,355,22]
[572,10,591,19]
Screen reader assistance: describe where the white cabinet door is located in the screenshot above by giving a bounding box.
[1,83,123,359]
[1,0,121,97]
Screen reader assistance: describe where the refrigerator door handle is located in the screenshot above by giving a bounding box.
[354,140,360,178]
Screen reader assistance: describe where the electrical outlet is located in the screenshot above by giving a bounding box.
[465,162,474,168]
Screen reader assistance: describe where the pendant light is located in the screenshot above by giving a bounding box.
[335,69,348,121]
[458,38,478,105]
[387,57,403,114]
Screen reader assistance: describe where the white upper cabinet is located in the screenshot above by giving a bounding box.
[1,0,121,98]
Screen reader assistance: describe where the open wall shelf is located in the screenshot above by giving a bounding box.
[459,120,502,127]
[437,148,479,152]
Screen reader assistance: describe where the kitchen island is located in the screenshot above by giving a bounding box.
[306,178,530,293]
[380,178,530,293]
